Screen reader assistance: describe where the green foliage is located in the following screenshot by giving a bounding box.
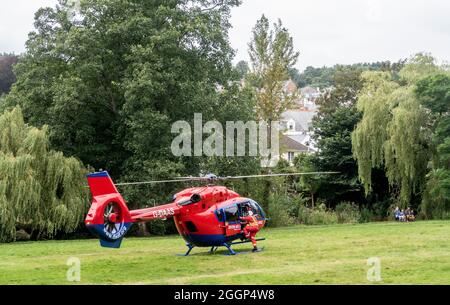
[1,0,264,237]
[0,54,18,95]
[294,153,321,207]
[4,0,241,173]
[359,206,374,223]
[265,193,296,228]
[2,0,256,211]
[0,107,88,242]
[298,203,338,226]
[309,66,365,206]
[298,60,405,89]
[247,15,299,121]
[299,66,334,89]
[352,54,441,206]
[288,67,304,88]
[335,202,361,224]
[416,73,450,115]
[235,60,249,79]
[415,73,450,218]
[296,201,364,225]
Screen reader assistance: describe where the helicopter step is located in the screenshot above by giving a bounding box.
[230,238,266,246]
[227,247,265,255]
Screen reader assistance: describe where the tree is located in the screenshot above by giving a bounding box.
[299,66,334,89]
[2,0,242,195]
[352,54,440,207]
[298,61,406,90]
[0,54,18,95]
[235,60,249,79]
[247,15,299,122]
[1,0,262,236]
[415,73,450,218]
[308,67,364,206]
[288,67,305,88]
[0,107,88,242]
[246,15,299,209]
[294,154,321,208]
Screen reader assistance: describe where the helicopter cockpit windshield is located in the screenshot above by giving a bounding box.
[215,200,266,223]
[238,200,265,220]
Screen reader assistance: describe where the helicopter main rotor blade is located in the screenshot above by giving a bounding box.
[112,172,340,187]
[114,178,205,186]
[219,172,340,180]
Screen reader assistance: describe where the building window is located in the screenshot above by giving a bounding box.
[288,152,295,163]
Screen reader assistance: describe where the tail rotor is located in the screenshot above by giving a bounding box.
[85,171,134,248]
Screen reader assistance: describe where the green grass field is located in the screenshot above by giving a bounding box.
[1,221,449,284]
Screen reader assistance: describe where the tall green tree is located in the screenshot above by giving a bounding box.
[352,54,441,207]
[0,107,88,242]
[235,60,249,79]
[416,73,450,218]
[308,67,365,206]
[2,0,243,201]
[1,1,265,237]
[247,15,299,122]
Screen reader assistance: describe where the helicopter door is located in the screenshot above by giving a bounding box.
[223,205,241,237]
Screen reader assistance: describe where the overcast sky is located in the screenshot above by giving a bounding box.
[1,0,450,71]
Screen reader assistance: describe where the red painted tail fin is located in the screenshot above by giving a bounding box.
[87,171,119,197]
[85,171,134,249]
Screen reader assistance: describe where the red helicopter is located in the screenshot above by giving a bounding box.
[85,171,335,255]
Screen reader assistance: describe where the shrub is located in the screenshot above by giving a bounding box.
[335,202,361,224]
[266,193,296,227]
[359,206,374,223]
[307,204,338,225]
[298,203,338,225]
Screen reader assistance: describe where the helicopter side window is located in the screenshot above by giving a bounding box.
[224,205,239,223]
[215,209,225,222]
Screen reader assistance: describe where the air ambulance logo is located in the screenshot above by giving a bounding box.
[104,222,128,240]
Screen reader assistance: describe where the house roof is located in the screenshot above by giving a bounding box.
[281,135,311,152]
[281,110,317,132]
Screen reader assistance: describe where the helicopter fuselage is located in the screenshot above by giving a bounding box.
[85,171,266,252]
[129,186,266,247]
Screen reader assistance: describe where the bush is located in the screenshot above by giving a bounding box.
[372,200,392,221]
[307,204,338,225]
[298,203,338,225]
[335,202,361,224]
[266,193,296,227]
[359,206,374,223]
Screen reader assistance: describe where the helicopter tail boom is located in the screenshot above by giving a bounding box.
[130,203,180,222]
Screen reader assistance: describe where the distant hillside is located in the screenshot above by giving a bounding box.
[289,60,406,89]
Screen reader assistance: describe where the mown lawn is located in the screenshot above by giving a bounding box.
[1,221,449,284]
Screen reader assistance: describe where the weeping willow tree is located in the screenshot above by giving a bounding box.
[0,107,88,242]
[352,54,440,207]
